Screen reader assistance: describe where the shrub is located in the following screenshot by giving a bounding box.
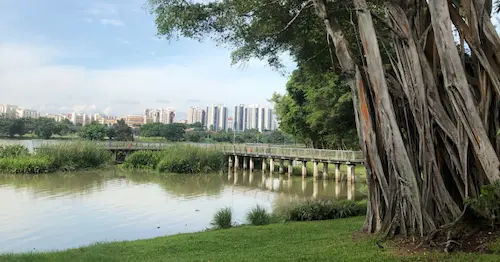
[123,151,161,169]
[466,181,500,228]
[246,205,271,226]
[156,145,226,174]
[0,145,29,158]
[0,155,53,174]
[37,142,111,171]
[212,208,232,229]
[286,200,365,221]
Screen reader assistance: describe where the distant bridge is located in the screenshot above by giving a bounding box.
[34,141,365,181]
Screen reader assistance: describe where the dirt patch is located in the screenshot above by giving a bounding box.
[390,224,500,256]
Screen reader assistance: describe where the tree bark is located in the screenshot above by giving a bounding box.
[313,0,500,237]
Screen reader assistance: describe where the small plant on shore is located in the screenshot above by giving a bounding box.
[466,181,500,229]
[246,205,271,226]
[212,207,232,229]
[281,200,365,222]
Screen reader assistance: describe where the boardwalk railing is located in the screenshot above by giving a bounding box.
[34,141,364,163]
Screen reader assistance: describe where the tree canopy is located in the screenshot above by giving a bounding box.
[149,0,500,239]
[272,66,357,149]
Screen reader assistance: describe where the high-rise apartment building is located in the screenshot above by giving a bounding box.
[233,104,245,131]
[0,104,39,119]
[15,108,39,119]
[205,105,228,131]
[218,106,228,131]
[187,107,206,125]
[144,108,176,124]
[230,104,277,133]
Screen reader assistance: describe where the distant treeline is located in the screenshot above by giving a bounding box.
[0,117,295,145]
[0,117,133,141]
[140,122,295,144]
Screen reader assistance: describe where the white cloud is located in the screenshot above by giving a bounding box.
[100,19,124,26]
[0,43,289,116]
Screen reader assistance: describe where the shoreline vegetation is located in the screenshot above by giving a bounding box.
[0,141,366,177]
[122,144,227,174]
[0,143,111,174]
[1,216,499,261]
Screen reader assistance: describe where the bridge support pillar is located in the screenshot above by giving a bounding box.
[322,163,328,179]
[335,163,341,182]
[302,161,307,177]
[234,155,239,169]
[279,159,284,174]
[249,157,254,171]
[288,160,293,176]
[243,157,248,169]
[269,158,275,173]
[313,161,319,179]
[228,156,233,168]
[347,164,355,184]
[262,158,267,172]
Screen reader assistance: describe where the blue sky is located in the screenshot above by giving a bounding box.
[0,0,295,117]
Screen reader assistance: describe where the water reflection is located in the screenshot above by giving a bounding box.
[0,168,366,253]
[226,169,365,201]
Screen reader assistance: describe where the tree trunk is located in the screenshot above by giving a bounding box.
[314,0,500,237]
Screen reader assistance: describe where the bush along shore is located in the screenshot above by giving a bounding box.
[123,144,226,174]
[0,143,111,174]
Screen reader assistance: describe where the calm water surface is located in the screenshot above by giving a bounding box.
[0,168,366,253]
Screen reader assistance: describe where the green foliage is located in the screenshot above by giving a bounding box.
[148,0,358,149]
[212,207,232,229]
[0,118,29,137]
[112,119,133,141]
[140,123,186,142]
[33,118,60,139]
[0,117,78,139]
[156,145,226,173]
[184,130,207,142]
[282,200,365,222]
[106,126,116,140]
[272,68,358,149]
[79,123,107,141]
[0,155,53,174]
[0,145,29,158]
[246,205,271,226]
[466,181,500,228]
[37,142,111,171]
[123,145,226,173]
[123,151,161,169]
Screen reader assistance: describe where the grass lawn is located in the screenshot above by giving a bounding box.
[2,216,499,262]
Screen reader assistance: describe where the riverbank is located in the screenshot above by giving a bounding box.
[1,216,498,261]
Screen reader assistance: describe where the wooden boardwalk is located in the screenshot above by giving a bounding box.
[34,141,364,180]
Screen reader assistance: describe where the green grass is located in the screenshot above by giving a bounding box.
[2,216,498,261]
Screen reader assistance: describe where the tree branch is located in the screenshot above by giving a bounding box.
[269,0,313,36]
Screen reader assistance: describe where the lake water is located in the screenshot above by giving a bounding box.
[0,168,366,253]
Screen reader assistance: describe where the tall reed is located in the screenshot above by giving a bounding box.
[37,142,111,171]
[124,144,226,174]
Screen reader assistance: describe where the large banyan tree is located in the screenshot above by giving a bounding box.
[149,0,500,237]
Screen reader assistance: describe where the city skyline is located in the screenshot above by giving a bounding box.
[1,102,278,132]
[0,1,295,116]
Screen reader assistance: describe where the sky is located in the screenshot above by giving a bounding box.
[0,0,295,118]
